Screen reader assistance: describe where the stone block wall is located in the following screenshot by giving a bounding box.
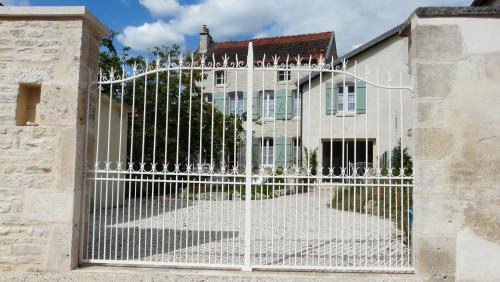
[0,7,107,271]
[407,8,500,282]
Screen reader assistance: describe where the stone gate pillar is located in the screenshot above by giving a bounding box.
[0,6,108,271]
[403,7,500,281]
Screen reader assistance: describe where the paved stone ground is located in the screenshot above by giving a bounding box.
[83,187,411,270]
[0,266,416,282]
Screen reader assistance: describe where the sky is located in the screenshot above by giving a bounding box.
[2,0,472,56]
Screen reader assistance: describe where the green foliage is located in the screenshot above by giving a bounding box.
[381,139,413,176]
[331,141,414,243]
[98,33,244,170]
[303,147,318,175]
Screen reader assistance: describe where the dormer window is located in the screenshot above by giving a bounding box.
[277,70,291,82]
[215,70,225,85]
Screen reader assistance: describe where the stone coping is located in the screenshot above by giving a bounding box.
[0,6,109,37]
[400,6,500,36]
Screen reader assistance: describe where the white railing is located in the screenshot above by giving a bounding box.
[80,43,414,272]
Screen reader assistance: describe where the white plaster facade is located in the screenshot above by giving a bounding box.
[300,33,413,170]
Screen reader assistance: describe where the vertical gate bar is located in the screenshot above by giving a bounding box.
[80,67,92,262]
[306,63,312,266]
[294,63,301,267]
[376,68,381,268]
[243,42,254,272]
[317,69,322,268]
[127,66,137,261]
[197,62,204,264]
[232,66,239,265]
[151,58,160,261]
[284,56,290,266]
[163,63,171,263]
[388,73,392,268]
[364,65,369,268]
[399,72,405,268]
[173,63,183,263]
[117,65,126,260]
[187,56,194,262]
[262,62,266,264]
[353,62,357,268]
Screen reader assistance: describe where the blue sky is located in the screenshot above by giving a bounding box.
[4,0,472,57]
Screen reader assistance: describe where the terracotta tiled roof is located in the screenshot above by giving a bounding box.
[204,31,336,64]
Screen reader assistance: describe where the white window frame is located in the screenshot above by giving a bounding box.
[277,70,291,82]
[338,84,355,114]
[293,91,301,117]
[228,92,245,115]
[262,138,274,165]
[262,91,275,118]
[215,70,225,85]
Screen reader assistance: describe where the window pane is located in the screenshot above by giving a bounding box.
[263,92,274,117]
[348,85,355,93]
[338,93,344,111]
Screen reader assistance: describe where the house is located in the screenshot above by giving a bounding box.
[299,25,413,175]
[197,26,336,169]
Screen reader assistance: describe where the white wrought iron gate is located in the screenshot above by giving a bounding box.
[80,43,414,272]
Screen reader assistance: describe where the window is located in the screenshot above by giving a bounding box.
[293,91,301,117]
[262,91,274,118]
[277,70,291,82]
[262,138,274,165]
[228,92,245,115]
[215,70,225,85]
[204,93,212,103]
[338,85,355,113]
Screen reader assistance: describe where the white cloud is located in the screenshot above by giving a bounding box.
[2,0,30,5]
[119,0,472,53]
[139,0,183,17]
[117,20,185,51]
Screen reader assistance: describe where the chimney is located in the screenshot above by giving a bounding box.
[198,25,213,54]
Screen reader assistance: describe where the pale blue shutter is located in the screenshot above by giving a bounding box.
[252,136,260,167]
[213,91,225,113]
[275,136,285,167]
[285,137,293,167]
[275,89,285,120]
[285,90,294,119]
[252,91,260,120]
[356,80,366,114]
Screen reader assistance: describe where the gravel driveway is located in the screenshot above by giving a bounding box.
[84,186,411,270]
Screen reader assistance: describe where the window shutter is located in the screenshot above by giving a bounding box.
[252,136,260,167]
[285,137,293,167]
[356,80,366,114]
[213,91,225,113]
[252,91,260,120]
[275,136,285,167]
[275,89,285,120]
[285,90,294,119]
[333,84,338,114]
[241,91,247,113]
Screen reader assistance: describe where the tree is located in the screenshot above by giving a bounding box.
[98,33,244,172]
